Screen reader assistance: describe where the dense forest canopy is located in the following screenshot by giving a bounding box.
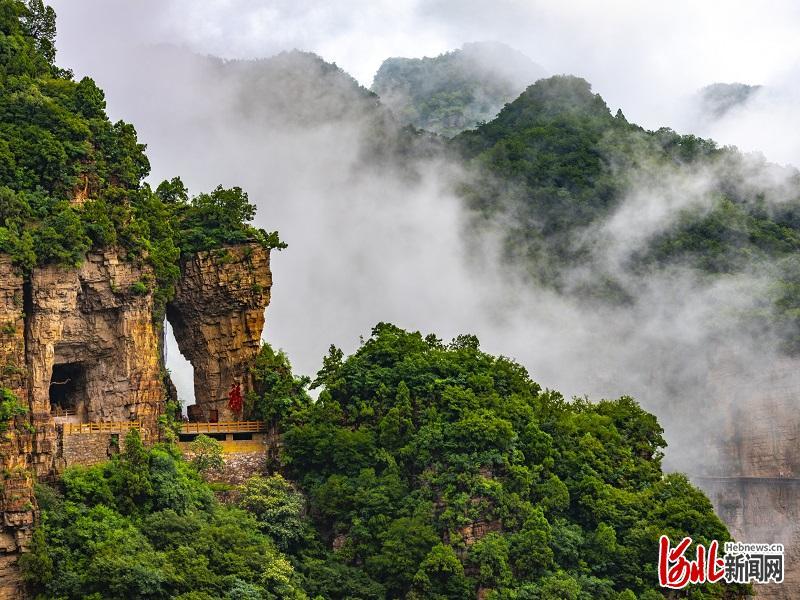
[24,326,748,599]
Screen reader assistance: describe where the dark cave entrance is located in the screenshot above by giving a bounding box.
[49,362,87,416]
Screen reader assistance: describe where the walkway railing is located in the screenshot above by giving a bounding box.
[50,407,77,417]
[63,421,143,435]
[180,421,266,434]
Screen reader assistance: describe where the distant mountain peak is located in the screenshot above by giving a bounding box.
[371,42,546,136]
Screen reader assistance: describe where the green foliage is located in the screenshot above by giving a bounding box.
[409,543,470,599]
[279,323,745,598]
[455,76,657,263]
[22,436,307,600]
[129,280,149,295]
[157,399,182,445]
[188,434,225,477]
[173,185,252,253]
[238,474,307,551]
[247,342,311,425]
[0,386,27,436]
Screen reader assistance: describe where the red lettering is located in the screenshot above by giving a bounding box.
[707,540,725,583]
[659,535,693,588]
[689,544,706,583]
[658,536,726,588]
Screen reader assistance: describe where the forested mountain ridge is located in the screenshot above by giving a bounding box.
[144,46,381,127]
[454,75,800,349]
[127,44,443,175]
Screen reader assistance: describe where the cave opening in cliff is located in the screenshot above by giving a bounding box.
[49,362,87,417]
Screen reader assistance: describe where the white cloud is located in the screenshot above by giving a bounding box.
[51,0,800,129]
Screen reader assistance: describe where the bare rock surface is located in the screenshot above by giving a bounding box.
[167,243,272,421]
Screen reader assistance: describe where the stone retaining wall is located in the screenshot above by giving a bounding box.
[60,431,126,468]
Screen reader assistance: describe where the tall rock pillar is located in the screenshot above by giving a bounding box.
[167,243,272,421]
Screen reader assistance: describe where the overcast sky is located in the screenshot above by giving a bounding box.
[50,0,800,136]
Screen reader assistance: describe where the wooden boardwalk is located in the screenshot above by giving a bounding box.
[63,421,144,435]
[180,421,266,434]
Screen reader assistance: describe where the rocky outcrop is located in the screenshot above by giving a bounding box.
[0,469,34,600]
[0,258,26,401]
[167,243,272,421]
[26,250,163,431]
[700,477,799,599]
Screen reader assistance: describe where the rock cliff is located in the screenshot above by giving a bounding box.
[167,243,272,421]
[0,257,32,600]
[0,242,272,599]
[694,354,800,599]
[27,250,163,435]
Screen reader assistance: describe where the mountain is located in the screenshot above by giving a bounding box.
[154,47,382,127]
[115,44,442,175]
[453,78,800,598]
[454,75,800,348]
[372,41,546,136]
[698,82,762,119]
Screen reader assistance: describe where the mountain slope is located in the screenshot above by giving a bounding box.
[454,75,800,348]
[698,82,762,120]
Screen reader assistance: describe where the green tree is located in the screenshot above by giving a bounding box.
[188,433,225,477]
[281,323,745,599]
[247,343,311,426]
[409,544,471,600]
[238,474,306,550]
[0,387,27,437]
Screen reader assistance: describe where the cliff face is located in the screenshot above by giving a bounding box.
[0,250,164,599]
[0,243,273,598]
[0,258,31,600]
[695,355,800,599]
[27,250,163,435]
[167,243,272,421]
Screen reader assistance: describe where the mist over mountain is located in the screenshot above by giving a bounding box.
[372,41,546,136]
[64,39,800,481]
[457,75,800,340]
[697,82,762,120]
